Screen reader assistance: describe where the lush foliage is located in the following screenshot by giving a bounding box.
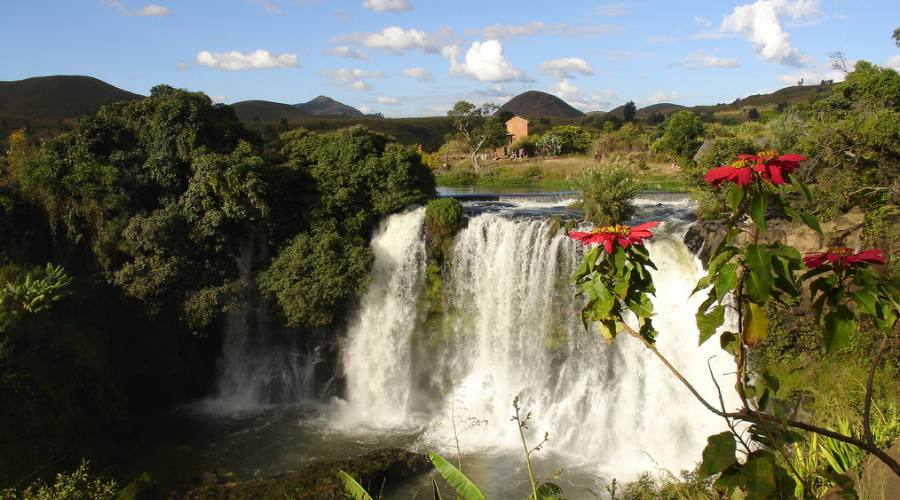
[535,125,592,156]
[572,154,641,225]
[447,101,507,171]
[657,111,705,164]
[0,461,118,500]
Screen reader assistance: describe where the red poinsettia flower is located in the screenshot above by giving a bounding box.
[803,247,886,269]
[704,151,806,187]
[568,221,660,254]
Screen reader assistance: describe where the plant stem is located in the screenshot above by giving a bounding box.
[513,404,540,500]
[864,329,894,448]
[619,322,900,477]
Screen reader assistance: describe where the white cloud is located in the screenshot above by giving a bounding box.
[358,105,373,114]
[444,40,525,82]
[327,46,367,59]
[539,57,594,79]
[885,55,900,72]
[404,67,433,81]
[680,52,741,69]
[776,66,846,85]
[250,0,281,14]
[484,21,545,39]
[103,1,170,17]
[593,3,627,17]
[549,80,617,111]
[377,96,400,105]
[362,0,412,12]
[196,50,298,70]
[344,26,436,53]
[475,84,512,102]
[134,4,170,16]
[692,16,713,28]
[209,95,228,104]
[325,68,383,81]
[352,80,371,91]
[642,90,681,105]
[720,0,819,67]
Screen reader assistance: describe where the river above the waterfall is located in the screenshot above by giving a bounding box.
[160,190,736,499]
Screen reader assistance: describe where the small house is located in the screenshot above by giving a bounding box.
[505,116,529,144]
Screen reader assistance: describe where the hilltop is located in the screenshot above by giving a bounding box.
[498,91,585,119]
[0,75,141,119]
[231,100,310,123]
[296,95,363,117]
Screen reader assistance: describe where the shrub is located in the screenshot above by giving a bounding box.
[424,198,466,263]
[0,461,118,500]
[658,111,704,165]
[536,126,592,156]
[572,154,641,225]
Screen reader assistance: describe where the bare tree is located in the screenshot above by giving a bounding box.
[828,51,851,76]
[447,101,505,173]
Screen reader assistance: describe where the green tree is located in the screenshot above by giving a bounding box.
[658,111,704,165]
[536,125,592,156]
[447,101,507,172]
[623,100,637,122]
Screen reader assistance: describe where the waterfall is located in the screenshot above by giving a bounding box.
[339,208,739,479]
[208,238,318,411]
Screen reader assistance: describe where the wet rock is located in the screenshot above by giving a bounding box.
[183,448,429,500]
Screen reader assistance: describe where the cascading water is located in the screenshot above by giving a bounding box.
[340,201,739,480]
[209,239,319,410]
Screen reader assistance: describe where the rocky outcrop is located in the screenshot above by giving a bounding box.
[183,448,428,499]
[685,207,865,266]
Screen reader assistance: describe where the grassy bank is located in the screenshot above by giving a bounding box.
[433,155,689,192]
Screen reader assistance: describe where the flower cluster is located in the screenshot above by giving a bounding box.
[568,221,659,254]
[803,247,886,270]
[704,151,805,187]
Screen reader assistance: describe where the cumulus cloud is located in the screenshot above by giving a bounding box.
[362,0,412,12]
[484,21,545,39]
[250,0,281,14]
[358,105,373,114]
[642,90,681,105]
[104,1,171,16]
[196,50,298,70]
[339,26,436,53]
[327,46,367,59]
[539,57,594,79]
[444,40,526,82]
[549,80,617,111]
[475,84,512,101]
[680,52,740,69]
[885,55,900,71]
[352,80,372,91]
[720,0,819,67]
[377,96,400,105]
[593,3,627,17]
[325,68,384,81]
[404,67,433,81]
[209,95,228,104]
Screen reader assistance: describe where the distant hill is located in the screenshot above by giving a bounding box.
[0,75,142,119]
[295,96,362,117]
[498,91,585,119]
[231,100,310,123]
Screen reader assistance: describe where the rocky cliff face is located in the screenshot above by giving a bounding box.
[684,208,865,266]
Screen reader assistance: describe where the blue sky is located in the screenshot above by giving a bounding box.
[5,0,900,116]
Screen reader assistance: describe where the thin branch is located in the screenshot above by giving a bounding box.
[707,357,751,455]
[864,330,895,448]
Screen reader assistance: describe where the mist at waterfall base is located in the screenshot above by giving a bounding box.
[185,194,739,499]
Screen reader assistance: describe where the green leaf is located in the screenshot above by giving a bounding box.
[613,247,626,274]
[698,432,737,478]
[744,245,773,303]
[338,470,374,500]
[593,282,616,319]
[715,263,738,302]
[749,192,767,231]
[741,452,777,500]
[823,306,855,353]
[743,302,769,347]
[697,305,725,345]
[727,184,745,212]
[794,177,813,203]
[427,452,486,500]
[532,482,564,500]
[597,319,617,343]
[714,465,743,495]
[850,289,877,316]
[800,212,822,235]
[720,332,738,355]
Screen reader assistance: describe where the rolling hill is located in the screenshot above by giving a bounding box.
[295,96,363,117]
[231,100,310,123]
[0,75,142,119]
[498,91,585,119]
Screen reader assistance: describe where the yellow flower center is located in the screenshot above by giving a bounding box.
[592,224,631,236]
[757,150,778,161]
[828,247,853,256]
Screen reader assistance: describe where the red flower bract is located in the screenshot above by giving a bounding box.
[568,221,660,254]
[704,151,806,187]
[803,247,886,269]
